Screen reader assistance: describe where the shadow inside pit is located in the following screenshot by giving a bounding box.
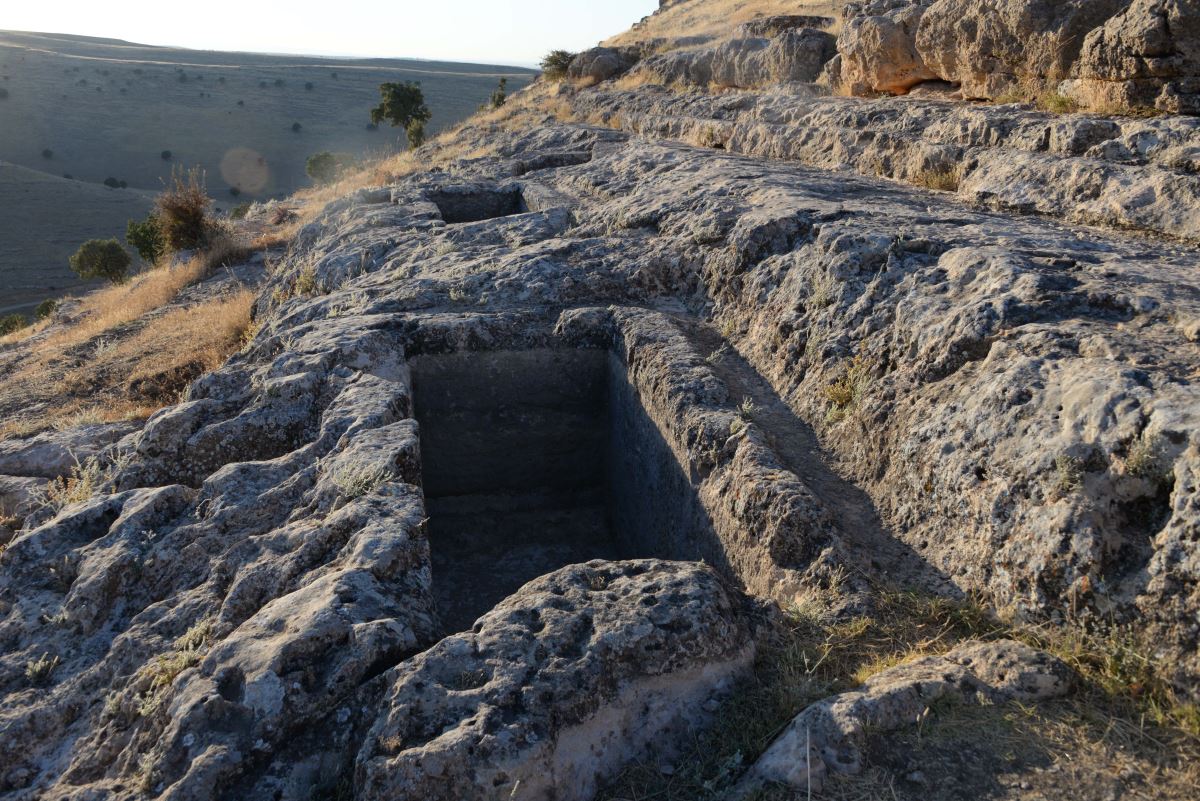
[410,348,725,634]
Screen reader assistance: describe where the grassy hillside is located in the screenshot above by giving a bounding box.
[0,30,536,199]
[0,161,153,316]
[606,0,846,45]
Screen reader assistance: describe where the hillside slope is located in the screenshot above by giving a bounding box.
[0,161,153,315]
[0,30,535,198]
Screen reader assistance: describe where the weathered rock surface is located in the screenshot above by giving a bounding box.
[826,0,1200,112]
[740,639,1073,793]
[915,0,1124,99]
[1066,0,1200,114]
[567,47,644,83]
[2,52,1200,799]
[830,0,937,95]
[626,28,836,89]
[356,560,753,800]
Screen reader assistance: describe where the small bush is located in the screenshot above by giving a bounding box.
[0,87,8,99]
[305,151,353,184]
[103,177,121,188]
[25,653,60,686]
[331,71,339,79]
[35,299,59,320]
[328,463,395,500]
[291,121,302,132]
[161,149,172,160]
[229,186,241,197]
[69,239,132,284]
[305,81,314,91]
[155,166,214,252]
[406,120,426,149]
[0,314,27,336]
[230,202,252,220]
[489,77,508,109]
[237,99,244,106]
[126,214,166,264]
[540,50,576,81]
[274,78,284,87]
[41,148,53,159]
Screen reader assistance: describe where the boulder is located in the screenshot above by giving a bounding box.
[567,46,643,83]
[832,0,937,95]
[1064,0,1200,114]
[915,0,1125,99]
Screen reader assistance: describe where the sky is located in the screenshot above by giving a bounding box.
[1,0,659,67]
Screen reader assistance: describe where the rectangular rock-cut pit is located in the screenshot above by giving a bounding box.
[427,186,526,224]
[410,348,719,633]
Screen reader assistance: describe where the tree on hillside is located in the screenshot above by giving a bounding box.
[70,239,132,284]
[370,81,431,150]
[540,50,575,81]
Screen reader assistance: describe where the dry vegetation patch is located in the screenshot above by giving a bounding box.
[598,591,1200,801]
[0,240,258,439]
[605,0,848,48]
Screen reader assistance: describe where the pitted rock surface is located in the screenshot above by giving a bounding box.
[356,560,754,801]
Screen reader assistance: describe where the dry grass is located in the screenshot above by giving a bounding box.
[912,166,961,192]
[605,0,848,47]
[0,279,255,439]
[598,591,1200,801]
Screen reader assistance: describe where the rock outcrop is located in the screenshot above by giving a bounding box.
[3,2,1200,797]
[828,0,937,95]
[915,0,1125,99]
[630,28,836,88]
[1065,0,1200,114]
[826,0,1200,113]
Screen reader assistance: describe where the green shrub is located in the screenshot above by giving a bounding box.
[103,177,121,188]
[155,166,213,252]
[291,121,302,132]
[489,77,508,109]
[126,214,166,264]
[540,50,576,81]
[0,314,27,335]
[41,148,53,159]
[229,186,241,197]
[305,151,354,184]
[230,202,252,220]
[161,150,172,160]
[34,299,58,320]
[406,120,427,149]
[370,81,431,144]
[305,81,314,91]
[0,87,9,99]
[70,239,132,284]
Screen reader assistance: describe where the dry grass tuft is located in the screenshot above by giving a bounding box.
[912,166,961,192]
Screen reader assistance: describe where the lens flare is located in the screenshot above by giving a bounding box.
[219,147,270,194]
